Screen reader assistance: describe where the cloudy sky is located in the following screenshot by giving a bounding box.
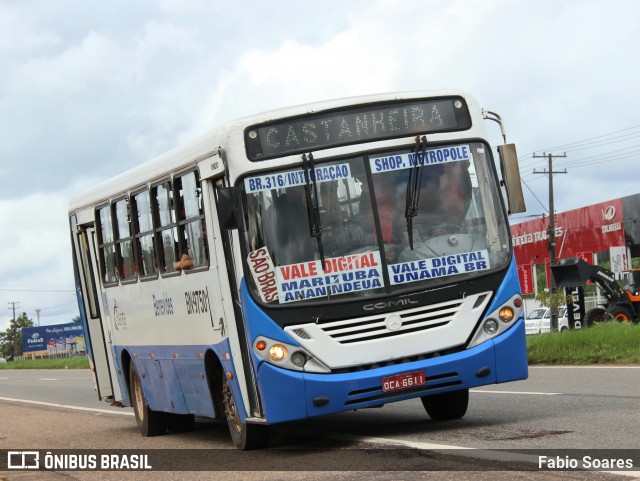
[2,0,639,330]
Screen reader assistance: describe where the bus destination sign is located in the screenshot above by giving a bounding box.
[245,97,471,160]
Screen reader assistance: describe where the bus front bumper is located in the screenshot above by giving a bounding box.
[255,319,527,424]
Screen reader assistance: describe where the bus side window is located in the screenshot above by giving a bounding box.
[97,205,118,285]
[153,181,179,274]
[175,171,208,269]
[114,198,136,282]
[132,189,158,277]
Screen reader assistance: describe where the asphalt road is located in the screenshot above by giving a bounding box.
[0,366,639,480]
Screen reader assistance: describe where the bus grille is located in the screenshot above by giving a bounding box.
[315,298,464,344]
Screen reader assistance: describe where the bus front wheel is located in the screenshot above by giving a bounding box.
[130,364,167,436]
[221,375,270,450]
[421,388,469,421]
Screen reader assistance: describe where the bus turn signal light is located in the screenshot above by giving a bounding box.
[256,340,267,351]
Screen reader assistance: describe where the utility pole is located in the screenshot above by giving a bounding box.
[7,301,19,322]
[533,152,567,330]
[7,301,20,359]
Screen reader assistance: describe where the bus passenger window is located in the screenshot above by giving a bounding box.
[114,198,136,281]
[133,189,158,277]
[175,171,208,269]
[97,205,118,284]
[153,181,179,274]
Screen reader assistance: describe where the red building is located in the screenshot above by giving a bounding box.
[511,193,640,294]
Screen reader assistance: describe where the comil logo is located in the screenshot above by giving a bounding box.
[8,451,40,469]
[603,205,616,221]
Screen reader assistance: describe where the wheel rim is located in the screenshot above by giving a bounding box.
[133,374,145,423]
[222,378,242,433]
[614,313,629,323]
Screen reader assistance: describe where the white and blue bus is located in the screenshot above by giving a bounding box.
[69,90,527,449]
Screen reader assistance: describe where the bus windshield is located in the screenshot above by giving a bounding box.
[241,141,510,305]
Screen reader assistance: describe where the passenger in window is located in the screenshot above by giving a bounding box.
[173,253,193,271]
[329,186,377,255]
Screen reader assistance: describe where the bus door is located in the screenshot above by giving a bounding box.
[198,155,264,420]
[73,224,122,403]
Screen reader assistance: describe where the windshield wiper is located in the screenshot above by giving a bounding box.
[302,152,326,270]
[405,135,427,249]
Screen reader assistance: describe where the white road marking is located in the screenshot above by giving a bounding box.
[472,389,561,395]
[530,365,640,369]
[320,431,539,464]
[321,432,640,478]
[39,378,59,381]
[3,395,639,478]
[0,396,134,416]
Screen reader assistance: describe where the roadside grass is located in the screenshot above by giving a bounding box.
[2,324,638,368]
[527,321,640,364]
[0,356,89,370]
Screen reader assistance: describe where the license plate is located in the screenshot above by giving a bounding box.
[381,370,426,393]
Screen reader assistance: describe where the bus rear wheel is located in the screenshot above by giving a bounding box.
[130,364,167,437]
[421,388,469,421]
[221,375,270,450]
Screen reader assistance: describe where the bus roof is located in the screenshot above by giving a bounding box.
[69,89,478,213]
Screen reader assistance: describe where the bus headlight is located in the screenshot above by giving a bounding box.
[468,293,524,348]
[483,319,499,334]
[290,351,307,367]
[269,344,287,361]
[499,307,515,323]
[253,336,330,373]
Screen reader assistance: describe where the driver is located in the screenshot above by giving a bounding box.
[396,160,474,261]
[323,188,377,257]
[416,160,473,236]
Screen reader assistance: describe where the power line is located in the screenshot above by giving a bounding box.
[520,179,549,213]
[518,123,640,168]
[521,142,640,178]
[21,296,77,312]
[555,146,640,167]
[0,287,75,293]
[529,123,640,152]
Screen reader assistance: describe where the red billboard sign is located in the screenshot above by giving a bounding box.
[511,198,624,266]
[517,263,534,295]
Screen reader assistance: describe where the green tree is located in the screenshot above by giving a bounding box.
[71,315,81,323]
[535,290,573,310]
[0,312,34,359]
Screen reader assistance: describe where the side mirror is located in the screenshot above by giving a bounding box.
[217,187,241,230]
[497,143,526,214]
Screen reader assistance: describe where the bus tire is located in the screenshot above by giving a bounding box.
[222,375,270,450]
[130,364,167,437]
[584,308,606,327]
[607,305,633,323]
[421,388,469,421]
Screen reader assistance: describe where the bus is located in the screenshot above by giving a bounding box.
[68,90,527,449]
